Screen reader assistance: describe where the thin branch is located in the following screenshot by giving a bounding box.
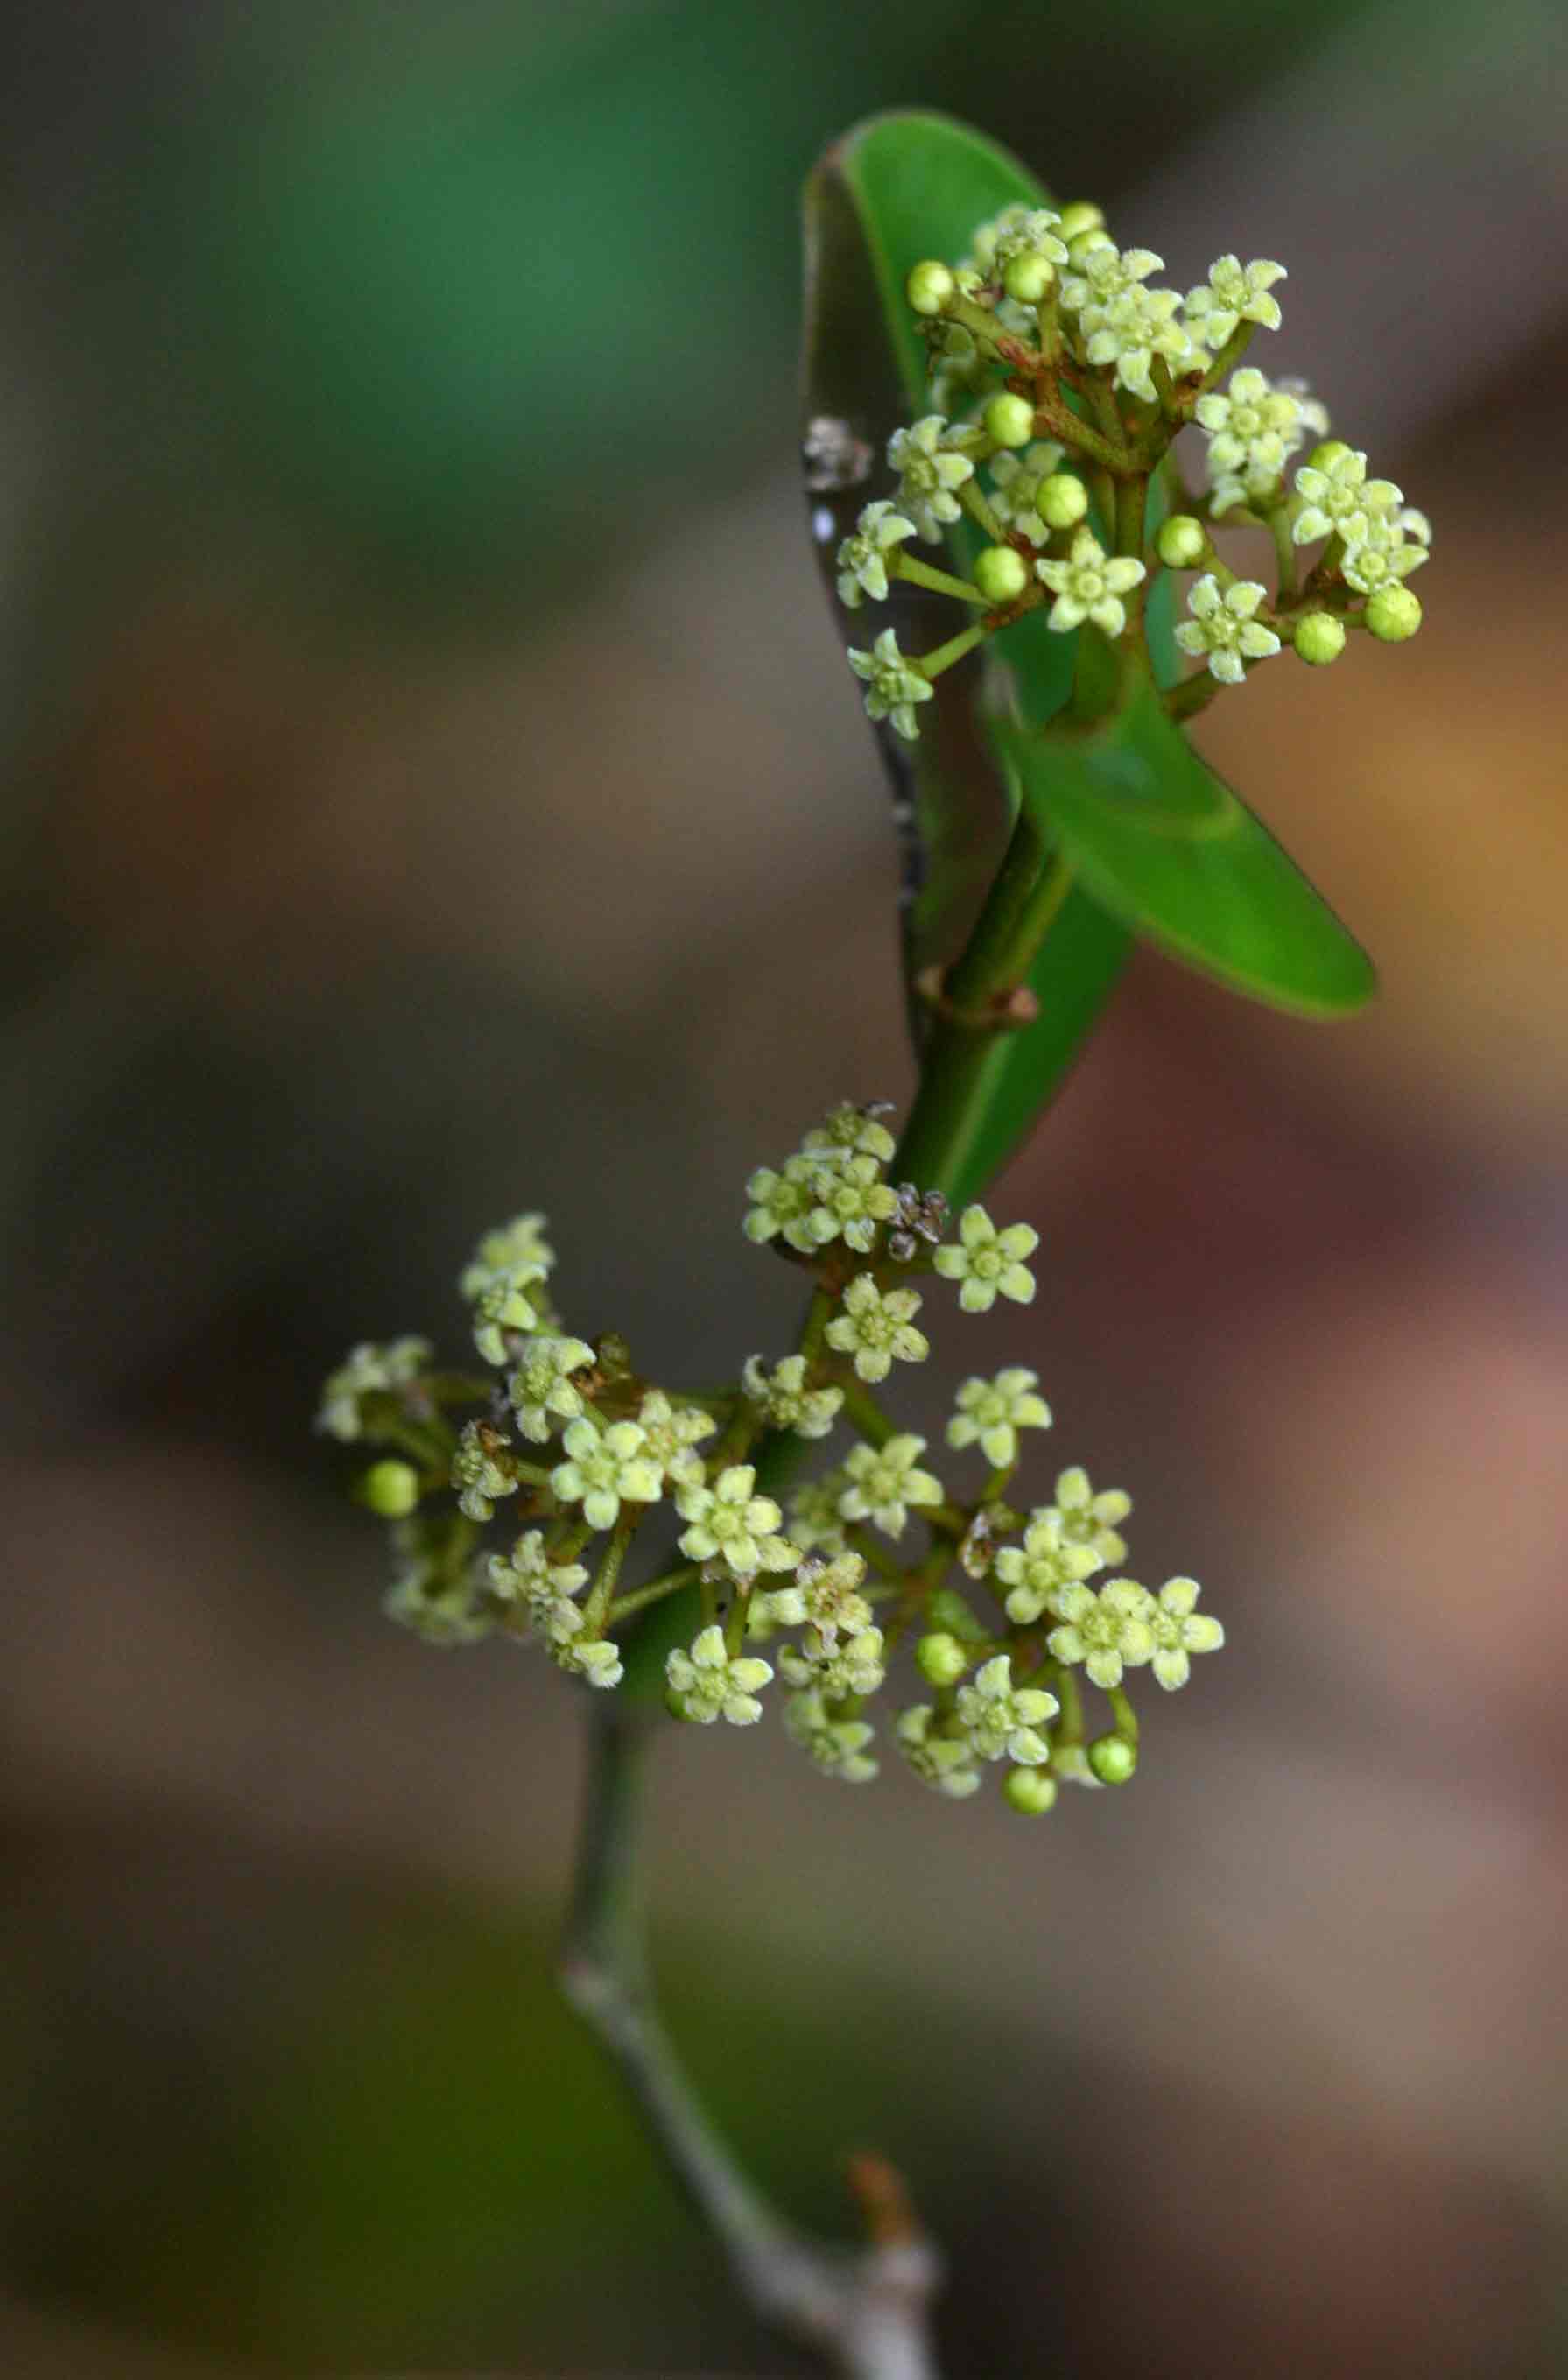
[559,1702,944,2379]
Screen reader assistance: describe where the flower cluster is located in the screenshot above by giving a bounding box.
[832,196,1431,744]
[323,1102,1226,1818]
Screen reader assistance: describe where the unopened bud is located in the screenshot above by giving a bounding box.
[1004,1768,1058,1815]
[906,260,956,317]
[916,1631,969,1688]
[1087,1734,1138,1785]
[984,391,1037,449]
[1037,473,1089,531]
[973,544,1030,604]
[1002,252,1056,306]
[1293,611,1346,665]
[1157,514,1208,570]
[1363,586,1422,642]
[360,1460,420,1518]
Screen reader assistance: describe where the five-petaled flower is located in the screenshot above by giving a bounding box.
[839,1434,944,1539]
[551,1417,663,1532]
[826,1275,930,1382]
[1036,530,1146,640]
[933,1205,1039,1313]
[946,1368,1052,1469]
[1174,574,1281,683]
[846,628,936,743]
[666,1625,774,1725]
[677,1464,799,1577]
[1046,1579,1157,1689]
[954,1653,1059,1765]
[836,499,918,608]
[887,413,975,540]
[1184,254,1286,349]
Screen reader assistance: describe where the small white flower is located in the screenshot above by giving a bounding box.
[1290,447,1402,547]
[993,1513,1103,1626]
[835,499,918,608]
[744,1155,833,1253]
[932,1204,1039,1313]
[797,1153,899,1255]
[1184,255,1286,349]
[471,1269,549,1366]
[1339,515,1431,595]
[507,1334,595,1443]
[1174,574,1281,684]
[741,1354,844,1441]
[946,1368,1052,1468]
[888,413,976,541]
[1043,1467,1131,1567]
[487,1528,590,1646]
[1045,1579,1157,1690]
[839,1433,944,1539]
[1193,367,1312,486]
[383,1517,489,1645]
[1143,1575,1226,1691]
[954,1654,1059,1765]
[786,1472,852,1555]
[988,441,1065,542]
[550,1417,663,1532]
[779,1622,887,1700]
[676,1464,798,1578]
[451,1420,517,1523]
[847,627,936,743]
[559,1635,624,1690]
[1036,530,1146,641]
[633,1389,716,1488]
[897,1704,983,1799]
[825,1275,930,1383]
[318,1336,431,1441]
[758,1549,873,1640]
[666,1624,774,1725]
[784,1690,878,1784]
[1082,281,1192,403]
[460,1214,555,1298]
[800,1102,898,1165]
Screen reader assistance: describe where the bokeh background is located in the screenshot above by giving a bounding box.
[4,3,1566,2373]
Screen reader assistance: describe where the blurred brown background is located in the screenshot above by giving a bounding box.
[4,3,1566,2374]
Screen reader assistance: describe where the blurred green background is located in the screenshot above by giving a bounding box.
[4,1,1567,2372]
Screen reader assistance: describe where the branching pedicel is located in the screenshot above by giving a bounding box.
[841,201,1429,735]
[322,1097,1222,1809]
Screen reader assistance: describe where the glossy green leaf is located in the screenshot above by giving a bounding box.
[993,679,1376,1016]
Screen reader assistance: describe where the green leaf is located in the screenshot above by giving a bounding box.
[993,679,1376,1017]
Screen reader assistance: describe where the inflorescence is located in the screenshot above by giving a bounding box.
[320,1102,1224,1816]
[840,201,1431,736]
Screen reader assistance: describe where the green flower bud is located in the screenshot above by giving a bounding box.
[1004,1768,1058,1816]
[1087,1733,1138,1785]
[906,259,956,317]
[360,1460,420,1517]
[1305,439,1353,475]
[984,391,1037,449]
[972,545,1030,605]
[1363,586,1422,642]
[916,1631,970,1689]
[1293,611,1347,665]
[1157,514,1208,570]
[1067,227,1114,269]
[1002,251,1055,306]
[1054,201,1104,243]
[1037,473,1089,532]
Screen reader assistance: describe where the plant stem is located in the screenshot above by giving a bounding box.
[560,1704,943,2377]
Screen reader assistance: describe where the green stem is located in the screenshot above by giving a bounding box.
[894,553,989,606]
[607,1563,701,1627]
[559,1708,944,2376]
[918,622,988,680]
[840,1377,897,1448]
